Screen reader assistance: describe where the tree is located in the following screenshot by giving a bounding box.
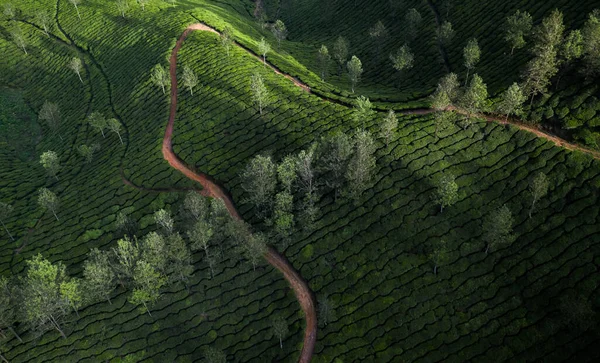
[77,143,100,164]
[106,118,124,144]
[434,173,458,213]
[182,65,198,96]
[271,314,289,349]
[258,37,271,65]
[83,248,116,304]
[504,10,532,56]
[10,26,27,55]
[241,154,277,216]
[483,204,515,254]
[317,45,331,80]
[220,26,234,57]
[346,55,363,93]
[333,36,349,75]
[239,232,267,271]
[188,219,216,276]
[529,172,549,218]
[430,85,453,138]
[154,209,174,235]
[582,10,600,79]
[437,21,455,46]
[390,44,414,86]
[36,10,52,37]
[273,191,294,248]
[38,188,59,221]
[68,0,81,19]
[404,8,422,42]
[59,278,82,317]
[39,101,62,140]
[532,9,564,56]
[88,111,107,138]
[204,346,227,363]
[151,64,169,94]
[352,96,375,128]
[166,233,193,286]
[40,151,61,181]
[129,261,166,316]
[250,72,269,115]
[497,82,526,121]
[430,239,449,275]
[116,0,128,18]
[20,254,72,339]
[271,20,287,49]
[463,38,480,85]
[560,30,584,64]
[0,277,22,342]
[277,155,297,193]
[184,191,207,221]
[523,9,564,106]
[346,129,376,201]
[140,232,168,274]
[68,57,84,83]
[3,3,15,19]
[115,210,137,237]
[0,202,14,241]
[295,145,318,198]
[138,0,148,11]
[369,20,387,60]
[380,110,398,147]
[316,132,353,201]
[317,294,335,328]
[438,72,460,104]
[459,74,488,126]
[112,236,140,284]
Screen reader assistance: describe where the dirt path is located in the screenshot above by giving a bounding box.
[163,24,317,362]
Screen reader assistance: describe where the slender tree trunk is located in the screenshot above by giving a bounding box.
[77,72,83,83]
[144,302,152,317]
[440,204,443,213]
[434,265,437,275]
[101,129,105,138]
[50,315,67,339]
[72,303,80,318]
[485,244,490,254]
[7,327,20,342]
[51,209,59,221]
[1,220,14,241]
[465,68,470,86]
[106,294,112,305]
[0,353,8,363]
[117,132,123,144]
[529,198,537,219]
[263,54,266,65]
[75,5,80,20]
[279,337,283,348]
[43,26,49,37]
[190,87,193,96]
[22,45,28,55]
[161,85,165,94]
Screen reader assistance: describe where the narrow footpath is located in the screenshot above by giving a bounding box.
[163,24,317,363]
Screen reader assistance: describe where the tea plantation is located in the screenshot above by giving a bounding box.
[0,0,599,362]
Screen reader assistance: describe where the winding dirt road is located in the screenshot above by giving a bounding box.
[163,24,317,362]
[160,20,600,363]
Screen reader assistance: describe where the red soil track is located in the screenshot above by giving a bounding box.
[163,24,317,362]
[159,20,600,363]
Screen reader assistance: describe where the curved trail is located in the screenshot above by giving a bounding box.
[163,24,317,362]
[162,20,600,363]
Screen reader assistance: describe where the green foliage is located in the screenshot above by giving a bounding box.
[434,173,458,212]
[504,10,532,55]
[482,205,515,254]
[39,151,60,180]
[346,56,363,93]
